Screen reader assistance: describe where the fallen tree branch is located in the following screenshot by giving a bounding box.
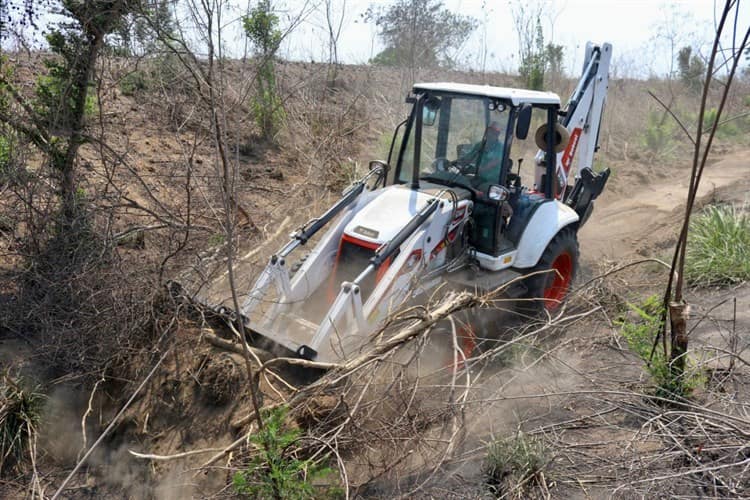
[203,330,272,363]
[128,447,227,461]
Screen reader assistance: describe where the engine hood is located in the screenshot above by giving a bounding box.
[343,186,437,245]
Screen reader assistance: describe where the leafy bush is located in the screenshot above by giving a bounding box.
[617,295,702,399]
[0,374,44,476]
[243,0,285,140]
[517,17,547,91]
[484,432,548,496]
[677,46,705,93]
[0,134,11,182]
[641,111,676,156]
[702,107,741,137]
[119,70,148,96]
[233,406,340,499]
[685,204,750,286]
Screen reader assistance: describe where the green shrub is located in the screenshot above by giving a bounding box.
[35,73,97,127]
[702,107,740,137]
[0,134,11,180]
[641,111,676,155]
[374,128,395,163]
[243,1,284,140]
[685,204,750,286]
[0,374,44,476]
[484,432,548,496]
[233,406,340,499]
[208,233,225,247]
[616,295,702,399]
[119,70,148,96]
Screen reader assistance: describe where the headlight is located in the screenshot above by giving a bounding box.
[488,185,509,202]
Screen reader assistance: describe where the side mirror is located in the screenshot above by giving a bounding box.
[368,160,389,189]
[515,104,533,139]
[488,184,509,202]
[422,97,440,126]
[369,159,388,172]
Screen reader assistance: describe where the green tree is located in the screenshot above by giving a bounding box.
[109,0,175,56]
[243,0,284,140]
[0,1,138,227]
[677,46,706,93]
[544,43,564,79]
[517,16,545,90]
[0,1,151,392]
[364,0,477,69]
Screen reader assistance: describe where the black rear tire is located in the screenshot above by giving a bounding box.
[524,227,579,313]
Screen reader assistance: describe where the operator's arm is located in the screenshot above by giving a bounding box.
[457,142,481,165]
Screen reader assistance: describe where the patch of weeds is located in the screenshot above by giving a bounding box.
[490,339,534,367]
[335,162,358,188]
[119,70,148,96]
[0,134,13,184]
[208,233,225,247]
[484,431,549,498]
[685,204,750,286]
[35,73,97,126]
[640,111,676,157]
[702,107,741,138]
[616,295,703,400]
[0,373,45,476]
[374,128,396,162]
[233,406,341,499]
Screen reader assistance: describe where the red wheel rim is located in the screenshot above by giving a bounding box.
[443,326,476,370]
[543,252,573,311]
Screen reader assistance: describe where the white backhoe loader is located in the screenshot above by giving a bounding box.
[195,42,612,365]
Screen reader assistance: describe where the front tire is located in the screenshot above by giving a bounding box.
[525,227,579,312]
[419,318,478,373]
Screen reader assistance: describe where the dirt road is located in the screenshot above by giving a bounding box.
[579,150,750,262]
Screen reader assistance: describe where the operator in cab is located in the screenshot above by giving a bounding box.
[457,120,505,185]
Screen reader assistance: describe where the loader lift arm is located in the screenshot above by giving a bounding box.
[282,164,386,251]
[241,165,387,318]
[555,42,612,224]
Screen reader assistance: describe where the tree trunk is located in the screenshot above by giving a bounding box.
[669,301,689,380]
[60,33,104,227]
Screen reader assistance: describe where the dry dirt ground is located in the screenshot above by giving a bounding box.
[580,149,750,260]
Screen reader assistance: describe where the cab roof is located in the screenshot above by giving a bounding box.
[413,82,560,106]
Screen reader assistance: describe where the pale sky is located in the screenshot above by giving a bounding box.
[4,0,746,78]
[281,0,746,78]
